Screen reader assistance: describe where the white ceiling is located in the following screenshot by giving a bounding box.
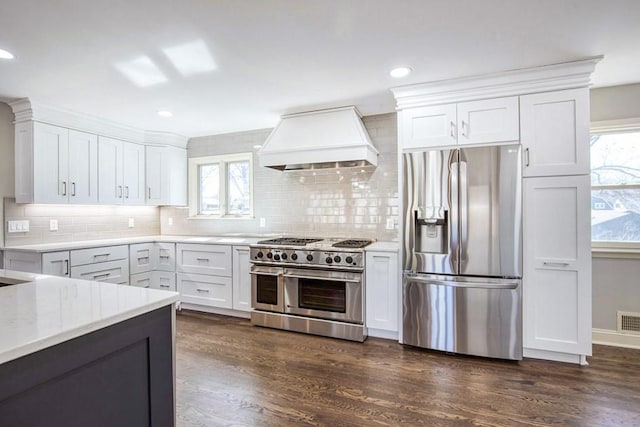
[1,0,639,138]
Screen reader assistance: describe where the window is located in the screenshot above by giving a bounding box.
[188,153,253,218]
[591,129,640,245]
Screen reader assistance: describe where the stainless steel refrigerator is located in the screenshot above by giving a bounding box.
[402,144,522,360]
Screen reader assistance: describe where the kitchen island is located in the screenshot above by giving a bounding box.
[0,269,179,426]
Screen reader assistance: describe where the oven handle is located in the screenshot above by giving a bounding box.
[249,271,282,277]
[283,273,362,283]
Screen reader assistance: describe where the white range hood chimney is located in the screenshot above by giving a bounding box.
[258,106,378,171]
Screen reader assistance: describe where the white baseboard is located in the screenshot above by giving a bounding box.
[593,328,640,349]
[179,303,251,319]
[367,328,398,341]
[523,348,587,365]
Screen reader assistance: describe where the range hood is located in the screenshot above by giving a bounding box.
[258,106,378,171]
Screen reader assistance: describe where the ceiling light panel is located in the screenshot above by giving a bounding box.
[163,40,216,76]
[0,49,15,59]
[115,56,168,87]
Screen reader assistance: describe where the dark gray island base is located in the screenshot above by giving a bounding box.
[0,306,174,427]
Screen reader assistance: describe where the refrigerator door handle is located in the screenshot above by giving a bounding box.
[459,160,468,263]
[450,160,459,269]
[404,273,519,290]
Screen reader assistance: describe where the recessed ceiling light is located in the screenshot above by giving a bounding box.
[253,144,262,149]
[390,66,412,78]
[0,49,15,60]
[157,110,173,118]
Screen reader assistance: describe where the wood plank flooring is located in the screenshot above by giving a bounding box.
[175,311,640,427]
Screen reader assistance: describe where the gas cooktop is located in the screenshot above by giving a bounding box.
[255,237,373,249]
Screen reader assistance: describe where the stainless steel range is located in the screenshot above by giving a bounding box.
[249,237,372,342]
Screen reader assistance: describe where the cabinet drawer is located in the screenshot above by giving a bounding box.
[71,245,128,267]
[156,243,176,272]
[71,259,129,284]
[3,251,42,274]
[42,251,71,277]
[130,243,154,274]
[130,271,153,288]
[152,271,176,292]
[176,244,231,276]
[176,272,232,309]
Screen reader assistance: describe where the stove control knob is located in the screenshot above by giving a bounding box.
[325,257,333,264]
[273,254,281,261]
[345,256,353,264]
[306,254,314,262]
[267,252,273,259]
[291,253,298,261]
[333,256,342,263]
[281,253,288,260]
[257,251,264,259]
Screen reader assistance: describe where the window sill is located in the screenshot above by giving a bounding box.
[592,247,640,259]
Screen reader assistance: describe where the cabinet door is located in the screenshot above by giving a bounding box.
[123,142,145,205]
[33,122,69,203]
[68,130,98,204]
[176,244,232,276]
[400,104,457,150]
[42,251,70,277]
[129,243,154,275]
[365,251,399,332]
[457,96,519,146]
[177,272,233,309]
[166,146,187,206]
[523,176,591,356]
[232,246,251,312]
[145,145,165,205]
[521,88,589,177]
[155,243,176,272]
[98,136,124,204]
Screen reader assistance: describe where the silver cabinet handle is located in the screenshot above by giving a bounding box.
[160,284,170,288]
[93,273,111,280]
[461,120,467,137]
[543,262,570,267]
[93,253,110,258]
[71,182,76,196]
[125,186,129,198]
[196,258,209,262]
[64,259,70,276]
[450,121,455,138]
[148,187,152,199]
[62,181,67,196]
[118,185,123,198]
[196,288,210,293]
[525,148,530,167]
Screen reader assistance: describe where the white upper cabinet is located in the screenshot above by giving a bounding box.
[17,122,98,204]
[98,137,145,205]
[145,145,165,205]
[520,88,589,177]
[165,146,187,206]
[400,96,519,150]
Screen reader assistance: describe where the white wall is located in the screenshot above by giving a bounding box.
[0,102,15,249]
[590,84,640,331]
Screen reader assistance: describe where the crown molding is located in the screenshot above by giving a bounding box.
[391,56,603,110]
[591,117,640,134]
[8,98,187,149]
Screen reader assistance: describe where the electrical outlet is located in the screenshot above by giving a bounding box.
[7,220,29,233]
[49,219,58,231]
[168,217,173,226]
[386,218,395,230]
[128,218,135,228]
[259,217,266,227]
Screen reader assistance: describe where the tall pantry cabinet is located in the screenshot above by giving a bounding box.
[392,57,600,364]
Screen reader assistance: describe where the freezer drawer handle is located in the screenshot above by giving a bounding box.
[405,275,518,290]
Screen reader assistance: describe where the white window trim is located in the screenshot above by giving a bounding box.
[188,152,254,219]
[590,117,640,254]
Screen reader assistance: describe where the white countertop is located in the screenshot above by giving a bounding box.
[367,241,399,252]
[0,269,179,365]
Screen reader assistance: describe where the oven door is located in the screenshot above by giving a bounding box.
[283,267,363,324]
[251,265,284,313]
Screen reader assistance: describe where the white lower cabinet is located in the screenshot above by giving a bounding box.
[71,259,130,285]
[523,175,592,363]
[365,250,399,337]
[3,250,70,277]
[177,272,232,309]
[130,270,176,291]
[42,251,71,277]
[232,246,251,312]
[176,243,233,310]
[130,271,153,288]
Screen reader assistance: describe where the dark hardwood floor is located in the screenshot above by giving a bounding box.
[175,311,640,427]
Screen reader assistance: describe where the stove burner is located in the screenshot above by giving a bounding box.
[332,239,373,249]
[256,237,323,246]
